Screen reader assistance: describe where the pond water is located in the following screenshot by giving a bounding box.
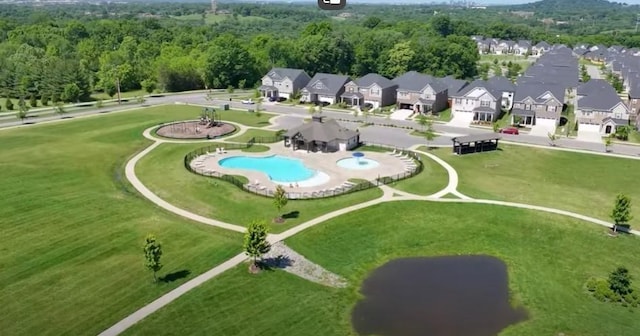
[351,255,527,336]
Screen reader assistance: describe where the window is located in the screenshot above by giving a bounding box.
[547,105,556,112]
[455,98,462,104]
[314,82,323,89]
[348,87,354,92]
[480,100,490,107]
[399,91,409,97]
[525,104,531,110]
[371,88,380,95]
[465,99,469,104]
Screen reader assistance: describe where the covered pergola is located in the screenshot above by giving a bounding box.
[451,134,501,155]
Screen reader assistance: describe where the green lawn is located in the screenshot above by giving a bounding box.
[125,201,640,336]
[0,105,243,336]
[426,144,640,228]
[135,142,384,233]
[557,104,577,136]
[226,128,281,143]
[216,110,274,127]
[389,154,449,195]
[431,107,452,122]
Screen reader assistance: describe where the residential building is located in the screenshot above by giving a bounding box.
[511,82,565,127]
[531,41,551,56]
[450,76,515,123]
[393,71,448,114]
[258,68,311,100]
[300,73,351,105]
[439,75,469,106]
[513,40,531,55]
[575,79,630,135]
[494,40,515,54]
[340,73,397,108]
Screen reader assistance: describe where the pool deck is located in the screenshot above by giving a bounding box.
[189,144,417,198]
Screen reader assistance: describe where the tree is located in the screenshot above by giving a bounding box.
[141,79,157,94]
[273,185,288,222]
[41,94,49,106]
[604,136,613,152]
[95,99,103,109]
[61,83,81,103]
[16,103,28,123]
[615,125,631,141]
[29,94,37,108]
[243,220,271,272]
[424,120,437,149]
[611,194,632,232]
[548,132,558,146]
[382,41,415,78]
[416,113,428,131]
[431,15,452,37]
[492,122,500,133]
[493,58,499,65]
[54,103,66,118]
[143,234,163,282]
[608,267,633,296]
[307,105,316,115]
[5,97,13,111]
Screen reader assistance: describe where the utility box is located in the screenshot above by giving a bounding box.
[221,104,230,110]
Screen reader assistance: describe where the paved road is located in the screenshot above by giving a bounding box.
[3,91,639,157]
[586,64,602,79]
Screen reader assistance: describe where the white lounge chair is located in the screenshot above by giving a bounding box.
[389,149,397,155]
[394,151,405,157]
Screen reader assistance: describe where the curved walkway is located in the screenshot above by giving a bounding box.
[102,121,637,336]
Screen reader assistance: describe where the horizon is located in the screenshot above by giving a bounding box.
[232,0,640,5]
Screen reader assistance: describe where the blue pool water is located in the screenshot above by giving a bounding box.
[218,155,316,182]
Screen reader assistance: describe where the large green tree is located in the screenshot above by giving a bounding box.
[204,34,258,89]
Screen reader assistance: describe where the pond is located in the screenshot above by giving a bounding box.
[351,255,527,336]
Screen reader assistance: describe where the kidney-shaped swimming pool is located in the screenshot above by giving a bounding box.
[218,155,316,183]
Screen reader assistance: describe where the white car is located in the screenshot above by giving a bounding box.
[241,99,255,105]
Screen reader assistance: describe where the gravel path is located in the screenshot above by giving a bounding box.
[262,242,347,288]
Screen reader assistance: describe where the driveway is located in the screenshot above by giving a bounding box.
[529,119,557,137]
[389,109,413,121]
[446,112,473,128]
[577,124,603,143]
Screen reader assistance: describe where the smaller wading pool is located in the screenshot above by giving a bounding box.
[336,157,380,170]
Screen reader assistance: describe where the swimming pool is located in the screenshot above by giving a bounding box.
[336,157,380,170]
[218,155,316,183]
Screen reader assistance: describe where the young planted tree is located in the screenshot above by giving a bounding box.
[29,94,37,108]
[609,266,633,296]
[243,220,271,273]
[143,234,163,282]
[548,132,558,146]
[604,136,613,152]
[16,104,29,123]
[611,194,633,233]
[41,94,49,106]
[307,105,316,115]
[615,125,631,141]
[5,97,14,111]
[273,185,288,223]
[54,103,66,118]
[424,120,437,149]
[416,113,428,132]
[492,122,500,133]
[95,99,103,109]
[141,79,157,94]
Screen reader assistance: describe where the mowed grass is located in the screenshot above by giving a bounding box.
[216,110,275,127]
[125,202,640,335]
[389,154,449,195]
[135,143,384,233]
[226,128,281,143]
[426,145,640,227]
[0,105,245,335]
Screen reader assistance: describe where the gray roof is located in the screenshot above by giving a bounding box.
[577,79,624,111]
[534,41,551,49]
[516,40,531,48]
[341,92,364,99]
[355,73,396,89]
[284,116,357,142]
[514,82,565,104]
[452,133,501,144]
[266,68,310,82]
[629,83,640,98]
[393,71,447,93]
[602,117,629,125]
[302,73,351,95]
[439,76,469,95]
[453,77,513,101]
[473,106,495,113]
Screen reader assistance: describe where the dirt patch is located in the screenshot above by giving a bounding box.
[156,121,236,139]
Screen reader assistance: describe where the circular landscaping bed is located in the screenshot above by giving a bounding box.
[156,121,236,139]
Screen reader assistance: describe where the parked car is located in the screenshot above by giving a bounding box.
[268,96,277,102]
[499,127,519,135]
[241,99,255,105]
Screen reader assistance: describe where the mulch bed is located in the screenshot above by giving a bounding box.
[156,121,235,139]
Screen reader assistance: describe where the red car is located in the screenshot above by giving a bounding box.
[499,127,519,135]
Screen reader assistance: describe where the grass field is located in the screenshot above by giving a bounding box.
[124,201,640,335]
[90,89,147,101]
[389,154,449,195]
[135,142,384,233]
[0,105,244,335]
[226,128,281,143]
[426,144,640,227]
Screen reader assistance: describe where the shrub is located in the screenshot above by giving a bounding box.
[586,277,598,292]
[5,98,14,111]
[29,94,37,108]
[41,94,49,106]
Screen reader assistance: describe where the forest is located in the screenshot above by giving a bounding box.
[0,0,637,107]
